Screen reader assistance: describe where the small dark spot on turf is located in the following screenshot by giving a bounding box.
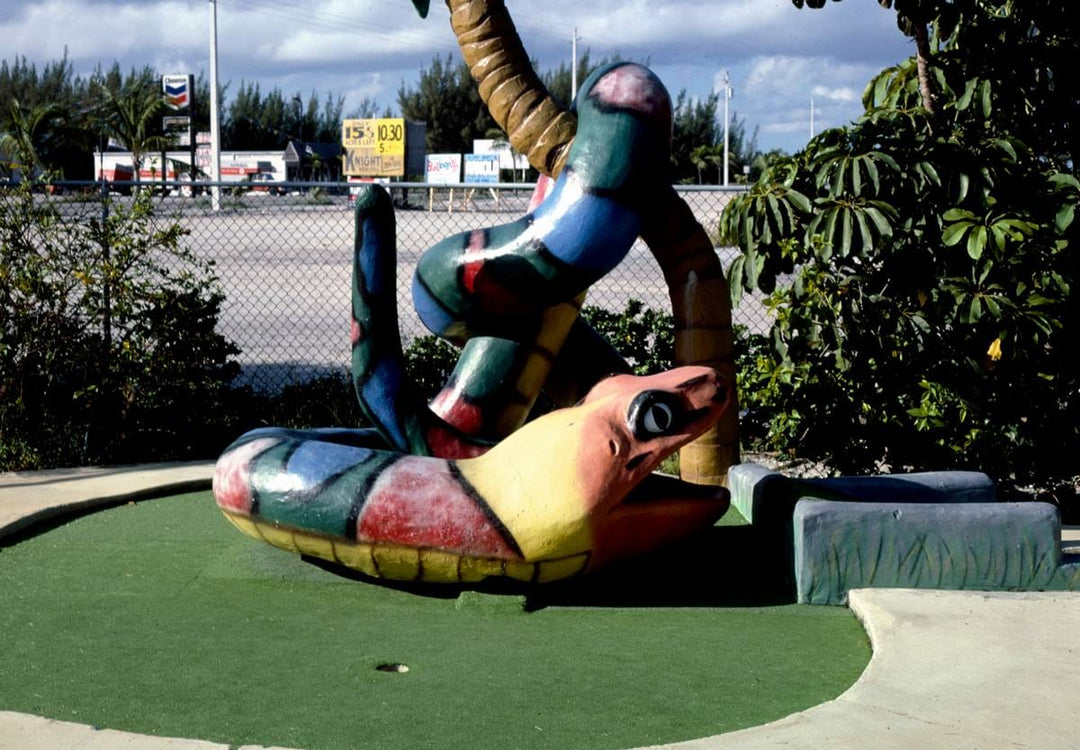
[375,663,409,673]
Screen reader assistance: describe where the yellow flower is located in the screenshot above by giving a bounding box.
[986,338,1002,361]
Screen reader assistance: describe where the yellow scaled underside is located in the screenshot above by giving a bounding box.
[222,511,588,584]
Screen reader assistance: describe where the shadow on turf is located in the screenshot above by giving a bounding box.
[303,522,797,610]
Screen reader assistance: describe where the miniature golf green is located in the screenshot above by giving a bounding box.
[0,491,870,750]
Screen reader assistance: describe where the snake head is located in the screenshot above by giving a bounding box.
[576,366,732,568]
[458,366,730,576]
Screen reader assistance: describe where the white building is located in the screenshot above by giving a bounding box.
[93,148,288,185]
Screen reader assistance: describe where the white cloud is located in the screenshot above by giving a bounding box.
[3,0,913,152]
[812,85,858,102]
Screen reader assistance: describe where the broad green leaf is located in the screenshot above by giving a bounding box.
[967,296,982,323]
[990,226,1006,253]
[956,173,970,202]
[957,78,978,111]
[865,206,893,239]
[991,138,1017,162]
[831,159,849,196]
[839,209,853,257]
[919,161,941,188]
[865,158,880,194]
[786,189,812,213]
[741,208,756,255]
[1056,203,1075,232]
[967,225,987,260]
[851,158,863,194]
[855,210,873,252]
[776,196,792,235]
[727,255,745,304]
[943,208,976,221]
[941,221,970,246]
[874,152,900,173]
[980,80,992,118]
[1049,173,1080,190]
[766,193,781,238]
[821,210,839,261]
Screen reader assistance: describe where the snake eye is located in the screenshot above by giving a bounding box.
[628,391,683,440]
[642,402,673,434]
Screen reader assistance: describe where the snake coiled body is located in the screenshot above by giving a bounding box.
[214,367,730,583]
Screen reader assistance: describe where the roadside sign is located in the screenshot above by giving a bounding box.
[464,153,499,184]
[342,118,406,176]
[162,74,192,111]
[425,154,461,184]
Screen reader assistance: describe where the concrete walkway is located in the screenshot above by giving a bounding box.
[2,465,1079,750]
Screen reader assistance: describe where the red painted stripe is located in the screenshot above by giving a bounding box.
[358,457,516,557]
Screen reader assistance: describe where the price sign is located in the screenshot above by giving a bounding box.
[342,118,406,176]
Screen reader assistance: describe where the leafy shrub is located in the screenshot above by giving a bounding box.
[402,334,459,401]
[580,299,674,376]
[720,5,1078,484]
[0,179,240,469]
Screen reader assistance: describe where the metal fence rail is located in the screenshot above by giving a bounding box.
[6,180,767,391]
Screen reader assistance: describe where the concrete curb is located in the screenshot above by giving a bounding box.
[0,462,214,540]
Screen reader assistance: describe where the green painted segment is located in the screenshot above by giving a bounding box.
[568,64,672,196]
[252,447,399,536]
[794,500,1066,605]
[1,492,870,750]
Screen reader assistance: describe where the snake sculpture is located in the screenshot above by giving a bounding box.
[212,0,740,583]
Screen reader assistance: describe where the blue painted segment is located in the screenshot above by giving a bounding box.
[360,357,411,452]
[412,273,457,337]
[285,441,373,487]
[357,220,390,296]
[533,183,640,272]
[794,500,1065,605]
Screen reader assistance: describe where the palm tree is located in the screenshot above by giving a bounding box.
[0,99,67,178]
[99,83,172,186]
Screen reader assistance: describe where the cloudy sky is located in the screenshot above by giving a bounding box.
[3,0,914,154]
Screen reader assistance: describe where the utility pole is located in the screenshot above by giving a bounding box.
[722,70,732,186]
[209,0,222,211]
[571,28,581,98]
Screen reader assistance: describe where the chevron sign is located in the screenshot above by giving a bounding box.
[162,74,192,111]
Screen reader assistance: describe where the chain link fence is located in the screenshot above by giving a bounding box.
[11,180,768,392]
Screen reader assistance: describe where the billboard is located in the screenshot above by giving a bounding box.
[464,153,499,184]
[425,154,461,184]
[342,118,405,177]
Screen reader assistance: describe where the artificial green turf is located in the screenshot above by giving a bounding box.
[0,492,870,750]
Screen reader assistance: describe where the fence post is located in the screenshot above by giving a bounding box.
[100,179,111,361]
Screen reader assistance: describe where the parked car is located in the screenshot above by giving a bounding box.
[242,172,284,195]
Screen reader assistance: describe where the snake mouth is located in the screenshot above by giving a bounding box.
[621,471,730,507]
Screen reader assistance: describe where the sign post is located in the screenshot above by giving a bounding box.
[162,74,196,185]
